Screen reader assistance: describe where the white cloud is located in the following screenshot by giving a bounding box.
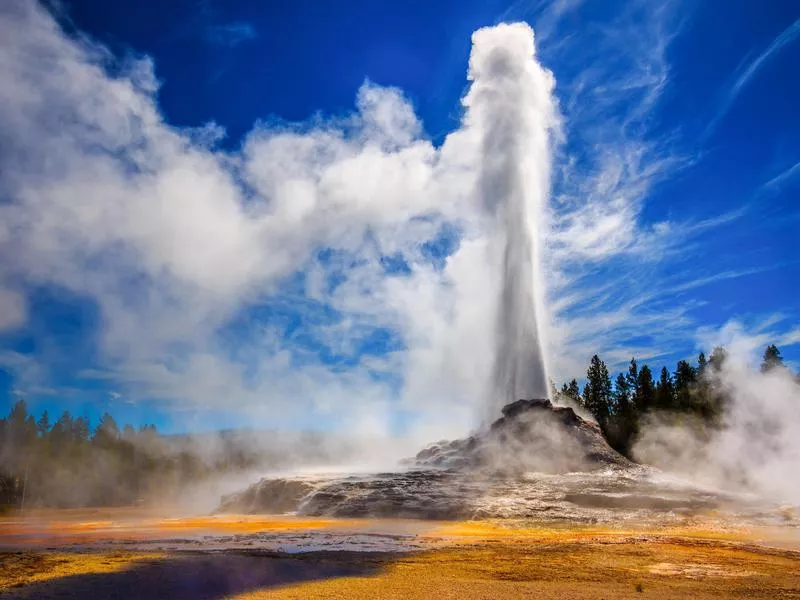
[0,3,558,439]
[0,289,26,331]
[0,0,791,449]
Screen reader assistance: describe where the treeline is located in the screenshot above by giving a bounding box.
[557,344,790,456]
[0,406,262,510]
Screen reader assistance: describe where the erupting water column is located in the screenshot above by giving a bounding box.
[464,24,558,414]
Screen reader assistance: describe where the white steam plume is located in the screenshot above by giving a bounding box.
[465,24,558,414]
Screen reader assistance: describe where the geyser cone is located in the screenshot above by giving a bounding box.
[464,23,557,414]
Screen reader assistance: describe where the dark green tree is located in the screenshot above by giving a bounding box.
[7,399,36,462]
[122,424,136,442]
[567,379,581,400]
[93,412,120,444]
[612,373,631,412]
[761,345,784,373]
[654,366,675,410]
[626,358,640,410]
[673,360,697,411]
[72,416,90,443]
[583,355,612,427]
[708,346,728,372]
[693,351,719,421]
[0,404,264,509]
[36,411,51,437]
[636,365,655,413]
[560,379,582,404]
[609,371,638,455]
[8,399,30,432]
[49,411,73,453]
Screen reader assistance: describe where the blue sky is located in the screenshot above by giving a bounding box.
[0,0,798,435]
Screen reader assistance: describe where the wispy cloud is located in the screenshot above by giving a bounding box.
[524,0,795,384]
[529,0,710,378]
[666,266,778,295]
[176,1,257,49]
[761,160,800,194]
[704,17,800,138]
[204,21,256,47]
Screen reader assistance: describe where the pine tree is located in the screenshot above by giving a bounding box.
[693,352,716,421]
[0,404,262,508]
[583,355,612,427]
[613,373,631,414]
[560,379,582,405]
[94,412,120,443]
[610,371,637,455]
[626,358,640,410]
[122,424,136,442]
[8,399,29,430]
[760,345,784,373]
[7,400,36,463]
[636,365,655,413]
[50,411,73,454]
[673,360,697,411]
[654,366,675,410]
[600,362,611,404]
[36,411,51,437]
[708,346,728,372]
[567,379,581,403]
[614,371,634,423]
[697,352,707,377]
[72,416,90,443]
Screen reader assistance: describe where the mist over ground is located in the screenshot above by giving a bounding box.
[634,336,800,507]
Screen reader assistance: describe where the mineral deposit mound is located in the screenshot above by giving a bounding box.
[411,398,632,473]
[216,399,729,521]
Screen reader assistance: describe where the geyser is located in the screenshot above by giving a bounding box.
[218,400,747,522]
[216,30,785,525]
[465,24,557,413]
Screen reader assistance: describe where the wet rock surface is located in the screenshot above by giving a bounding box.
[218,479,316,514]
[216,400,754,521]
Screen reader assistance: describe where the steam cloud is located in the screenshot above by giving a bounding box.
[635,327,800,506]
[0,2,557,437]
